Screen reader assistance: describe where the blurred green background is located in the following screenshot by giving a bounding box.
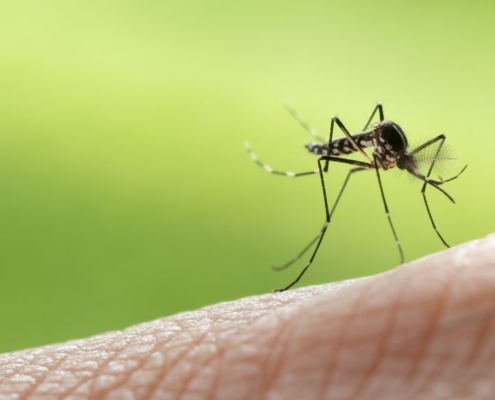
[0,0,493,353]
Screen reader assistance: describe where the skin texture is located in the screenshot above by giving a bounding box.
[1,234,495,400]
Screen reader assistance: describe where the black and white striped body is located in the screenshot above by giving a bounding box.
[306,121,411,171]
[305,131,374,157]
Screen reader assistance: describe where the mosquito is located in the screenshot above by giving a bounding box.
[245,102,467,291]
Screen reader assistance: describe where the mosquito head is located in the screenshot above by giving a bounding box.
[396,152,415,170]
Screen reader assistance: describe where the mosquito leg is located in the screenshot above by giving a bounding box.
[409,163,466,247]
[275,158,374,291]
[264,113,332,270]
[245,141,319,177]
[417,134,452,247]
[272,166,369,271]
[329,167,368,215]
[252,102,393,290]
[271,230,321,271]
[322,117,336,172]
[275,157,330,292]
[405,160,463,202]
[410,133,446,156]
[373,154,405,264]
[409,133,466,247]
[422,188,449,247]
[247,135,374,284]
[439,165,468,183]
[285,104,326,142]
[362,102,385,131]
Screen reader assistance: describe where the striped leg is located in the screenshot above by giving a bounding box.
[244,141,319,177]
[285,104,326,142]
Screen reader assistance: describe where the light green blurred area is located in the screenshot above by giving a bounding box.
[0,0,493,352]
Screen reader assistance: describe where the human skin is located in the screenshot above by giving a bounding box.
[1,234,495,400]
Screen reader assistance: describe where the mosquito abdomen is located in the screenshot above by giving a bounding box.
[306,132,374,157]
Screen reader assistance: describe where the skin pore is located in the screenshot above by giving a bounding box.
[1,234,495,400]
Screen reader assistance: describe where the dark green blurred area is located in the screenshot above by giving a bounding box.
[0,1,493,352]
